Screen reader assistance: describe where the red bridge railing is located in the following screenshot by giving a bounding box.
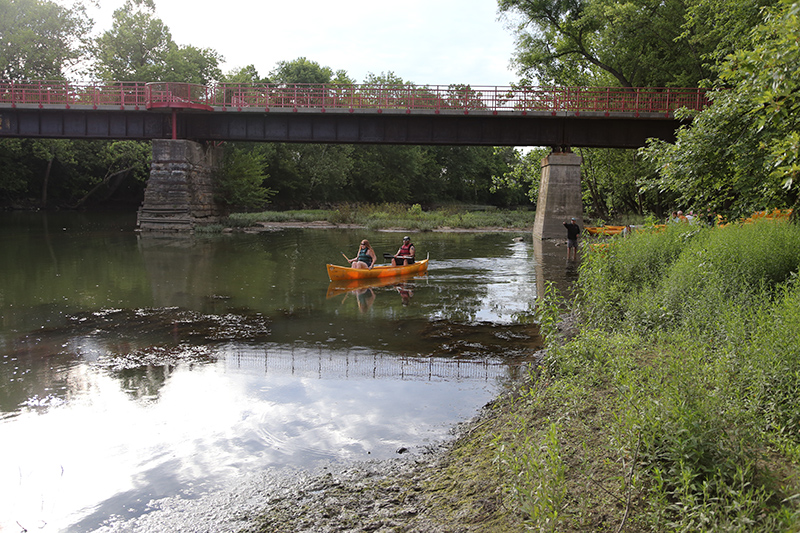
[0,80,148,108]
[0,80,710,115]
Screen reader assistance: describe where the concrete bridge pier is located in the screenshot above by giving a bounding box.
[532,151,584,240]
[137,139,223,232]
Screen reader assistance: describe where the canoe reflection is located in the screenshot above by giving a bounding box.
[326,274,425,310]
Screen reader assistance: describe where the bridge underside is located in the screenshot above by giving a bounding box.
[0,106,683,234]
[0,108,682,148]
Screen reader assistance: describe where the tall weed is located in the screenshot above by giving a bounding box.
[578,224,704,328]
[580,220,800,335]
[496,420,567,532]
[563,219,800,529]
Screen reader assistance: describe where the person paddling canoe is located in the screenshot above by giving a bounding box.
[391,236,415,266]
[344,239,376,269]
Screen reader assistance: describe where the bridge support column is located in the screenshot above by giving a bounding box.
[532,151,583,240]
[137,139,223,232]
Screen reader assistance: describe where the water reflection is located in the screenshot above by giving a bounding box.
[2,349,519,532]
[326,274,425,312]
[0,214,566,532]
[532,238,580,300]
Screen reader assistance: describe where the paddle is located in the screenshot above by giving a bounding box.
[341,252,351,265]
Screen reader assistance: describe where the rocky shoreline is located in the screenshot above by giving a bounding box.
[95,389,527,533]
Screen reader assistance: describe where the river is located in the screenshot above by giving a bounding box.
[0,211,575,532]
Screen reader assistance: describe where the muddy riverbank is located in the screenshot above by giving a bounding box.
[95,370,539,533]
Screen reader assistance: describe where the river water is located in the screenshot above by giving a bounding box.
[0,212,575,532]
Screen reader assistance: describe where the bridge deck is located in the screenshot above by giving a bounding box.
[0,81,708,147]
[0,80,707,114]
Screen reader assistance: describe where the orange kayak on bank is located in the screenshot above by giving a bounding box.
[326,258,429,281]
[585,225,627,236]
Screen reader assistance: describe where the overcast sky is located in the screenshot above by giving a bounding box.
[87,0,521,87]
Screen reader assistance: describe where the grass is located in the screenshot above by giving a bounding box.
[491,218,800,531]
[224,209,332,227]
[223,203,534,231]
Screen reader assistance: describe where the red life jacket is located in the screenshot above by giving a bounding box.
[399,241,413,256]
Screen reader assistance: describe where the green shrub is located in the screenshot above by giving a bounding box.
[580,220,800,335]
[559,219,800,530]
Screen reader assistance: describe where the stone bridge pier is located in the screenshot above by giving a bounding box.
[137,139,223,232]
[532,151,584,240]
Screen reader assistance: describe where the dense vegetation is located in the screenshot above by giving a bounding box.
[3,0,798,220]
[486,220,800,531]
[499,0,800,221]
[218,203,534,232]
[0,0,526,211]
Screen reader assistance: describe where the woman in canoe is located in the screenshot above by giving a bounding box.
[346,239,377,269]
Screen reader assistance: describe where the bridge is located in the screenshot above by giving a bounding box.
[0,80,708,235]
[0,81,707,148]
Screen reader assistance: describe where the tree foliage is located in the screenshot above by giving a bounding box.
[491,147,548,204]
[498,0,776,87]
[269,57,334,85]
[0,0,93,80]
[578,148,670,220]
[222,65,267,85]
[642,0,800,218]
[214,145,274,210]
[0,138,150,207]
[94,0,221,83]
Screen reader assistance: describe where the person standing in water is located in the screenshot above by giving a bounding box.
[563,218,580,261]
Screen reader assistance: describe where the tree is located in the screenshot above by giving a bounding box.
[94,0,221,83]
[0,138,151,208]
[428,146,514,204]
[0,0,93,80]
[162,45,222,85]
[679,0,777,67]
[351,145,425,203]
[641,0,800,218]
[223,65,266,84]
[94,0,173,81]
[69,140,152,208]
[214,144,275,210]
[292,144,355,204]
[0,139,34,200]
[723,0,800,194]
[269,57,334,85]
[578,148,670,220]
[497,0,776,87]
[491,148,549,205]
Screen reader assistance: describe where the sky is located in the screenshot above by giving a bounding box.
[87,0,522,87]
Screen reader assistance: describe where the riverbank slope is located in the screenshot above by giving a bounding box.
[242,219,800,532]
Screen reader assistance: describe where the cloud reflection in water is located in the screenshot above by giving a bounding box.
[1,344,511,532]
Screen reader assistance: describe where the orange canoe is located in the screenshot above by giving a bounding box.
[326,258,429,281]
